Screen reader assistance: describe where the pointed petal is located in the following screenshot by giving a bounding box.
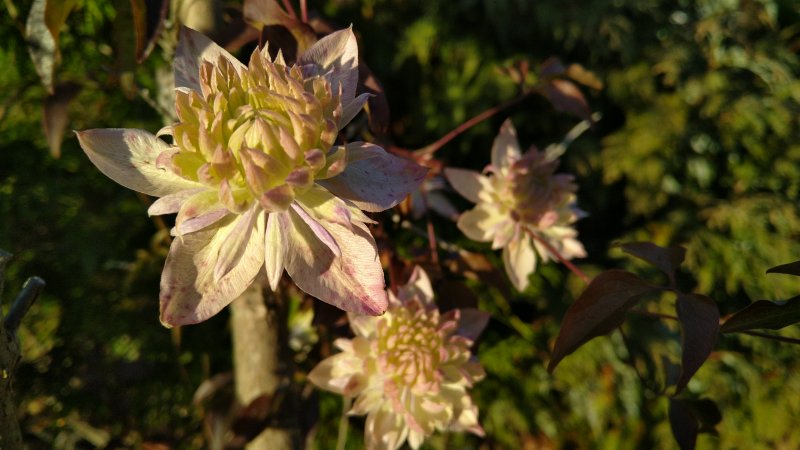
[444,168,493,204]
[296,185,374,228]
[284,208,388,315]
[174,26,245,92]
[397,266,435,306]
[214,206,259,281]
[175,189,229,235]
[299,27,358,103]
[339,92,371,130]
[264,212,288,290]
[290,202,341,258]
[159,212,266,327]
[503,233,536,291]
[491,119,521,174]
[456,203,510,243]
[318,142,427,212]
[76,128,202,197]
[148,188,205,216]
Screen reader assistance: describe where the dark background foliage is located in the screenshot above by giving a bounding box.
[2,0,799,448]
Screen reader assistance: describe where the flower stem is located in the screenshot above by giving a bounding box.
[299,0,308,23]
[335,396,351,450]
[525,229,590,284]
[416,91,533,156]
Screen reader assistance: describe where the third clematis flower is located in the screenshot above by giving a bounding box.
[308,266,489,450]
[76,27,426,326]
[445,119,586,291]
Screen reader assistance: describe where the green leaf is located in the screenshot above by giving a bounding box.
[548,270,658,372]
[720,296,800,333]
[675,293,719,393]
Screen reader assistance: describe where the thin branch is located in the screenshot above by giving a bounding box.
[741,330,800,345]
[4,277,45,333]
[525,229,590,284]
[418,188,439,264]
[416,91,534,156]
[280,0,298,19]
[299,0,308,23]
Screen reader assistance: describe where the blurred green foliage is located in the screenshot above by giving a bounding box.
[2,0,799,448]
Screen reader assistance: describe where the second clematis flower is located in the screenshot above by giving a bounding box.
[76,27,426,326]
[445,119,586,291]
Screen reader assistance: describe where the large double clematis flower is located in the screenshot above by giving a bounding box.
[445,119,586,291]
[308,267,488,450]
[76,27,426,326]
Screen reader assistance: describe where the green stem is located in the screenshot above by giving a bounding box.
[335,396,352,450]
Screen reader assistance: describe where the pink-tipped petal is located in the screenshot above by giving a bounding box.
[174,26,245,92]
[443,168,494,204]
[284,207,388,315]
[299,27,359,103]
[491,119,522,175]
[319,142,428,212]
[290,203,341,258]
[159,212,266,327]
[76,129,202,197]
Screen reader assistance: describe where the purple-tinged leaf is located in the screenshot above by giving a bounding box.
[620,241,686,284]
[548,270,658,372]
[540,57,566,78]
[669,398,698,450]
[766,260,800,276]
[541,79,592,122]
[675,293,719,393]
[43,81,80,158]
[720,295,800,333]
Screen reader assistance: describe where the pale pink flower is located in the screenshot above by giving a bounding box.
[308,267,489,450]
[445,119,586,291]
[76,27,426,326]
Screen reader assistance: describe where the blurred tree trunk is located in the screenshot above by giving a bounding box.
[0,251,22,450]
[231,283,298,450]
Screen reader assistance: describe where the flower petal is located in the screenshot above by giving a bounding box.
[290,202,341,258]
[339,92,371,130]
[299,27,359,103]
[159,212,266,327]
[443,168,493,204]
[503,232,536,291]
[213,206,259,281]
[148,188,205,216]
[456,308,490,342]
[397,265,435,306]
[284,207,388,315]
[174,26,245,92]
[319,142,427,212]
[174,189,229,236]
[456,203,510,243]
[76,128,203,197]
[491,119,521,175]
[264,212,288,291]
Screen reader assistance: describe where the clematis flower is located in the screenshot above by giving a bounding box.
[445,119,586,291]
[308,267,489,450]
[76,27,426,326]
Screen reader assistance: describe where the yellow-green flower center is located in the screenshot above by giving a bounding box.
[167,51,346,213]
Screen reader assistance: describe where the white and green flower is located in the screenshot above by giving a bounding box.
[445,119,586,291]
[309,267,488,450]
[77,27,426,326]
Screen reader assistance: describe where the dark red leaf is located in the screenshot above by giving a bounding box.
[675,293,719,393]
[766,260,800,276]
[669,398,698,450]
[541,79,592,122]
[548,270,658,372]
[43,81,81,159]
[720,295,800,333]
[540,56,566,78]
[133,0,170,63]
[620,241,686,283]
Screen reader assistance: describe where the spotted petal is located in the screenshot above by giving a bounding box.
[299,27,359,104]
[319,142,427,212]
[76,128,203,197]
[159,212,266,327]
[283,206,388,315]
